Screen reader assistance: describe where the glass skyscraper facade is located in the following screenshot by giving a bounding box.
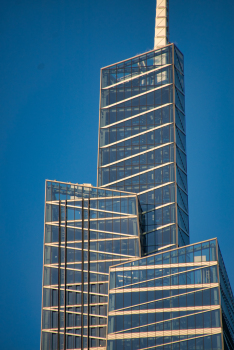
[97,44,189,255]
[41,181,140,350]
[40,2,234,350]
[107,239,234,350]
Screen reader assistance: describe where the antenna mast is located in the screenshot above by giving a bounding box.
[154,0,169,49]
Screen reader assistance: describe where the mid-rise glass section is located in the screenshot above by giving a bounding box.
[107,239,234,350]
[97,44,189,255]
[40,40,234,350]
[41,180,141,350]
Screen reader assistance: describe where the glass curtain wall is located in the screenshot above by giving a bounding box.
[41,181,141,350]
[97,44,189,255]
[107,239,224,350]
[218,248,234,348]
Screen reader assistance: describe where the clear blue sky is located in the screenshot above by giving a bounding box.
[0,0,234,348]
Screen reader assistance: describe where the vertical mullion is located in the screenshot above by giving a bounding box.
[172,44,178,248]
[58,200,61,350]
[216,239,224,350]
[63,200,67,350]
[97,69,103,187]
[81,198,84,349]
[40,182,47,350]
[87,198,90,349]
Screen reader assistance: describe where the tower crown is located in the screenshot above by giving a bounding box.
[154,0,169,49]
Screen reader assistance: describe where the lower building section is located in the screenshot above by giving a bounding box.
[107,239,234,350]
[40,181,234,350]
[41,180,141,350]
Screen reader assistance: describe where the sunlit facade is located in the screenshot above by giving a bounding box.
[41,181,140,350]
[40,2,234,350]
[97,44,189,255]
[107,239,234,350]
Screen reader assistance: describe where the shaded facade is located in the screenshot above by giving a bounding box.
[107,239,234,350]
[41,181,140,350]
[97,44,189,255]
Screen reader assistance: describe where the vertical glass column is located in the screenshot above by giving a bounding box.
[173,45,189,248]
[97,44,189,254]
[41,181,141,350]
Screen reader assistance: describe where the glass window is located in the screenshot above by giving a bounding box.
[116,271,123,288]
[210,240,217,261]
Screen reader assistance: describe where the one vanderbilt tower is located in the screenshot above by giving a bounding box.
[41,1,234,350]
[97,0,188,255]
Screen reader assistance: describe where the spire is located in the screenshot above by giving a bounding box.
[154,0,169,49]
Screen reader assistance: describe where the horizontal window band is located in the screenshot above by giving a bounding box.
[142,222,175,235]
[111,261,218,273]
[110,308,220,335]
[48,215,137,222]
[111,271,219,291]
[102,83,172,109]
[100,103,173,129]
[44,228,139,238]
[43,311,108,319]
[44,247,139,258]
[107,328,222,340]
[44,241,138,249]
[97,181,173,198]
[100,162,173,187]
[102,64,172,90]
[100,122,173,149]
[46,195,137,203]
[44,238,138,250]
[110,282,219,296]
[46,303,109,309]
[43,303,108,311]
[46,206,134,216]
[42,288,107,297]
[100,142,173,168]
[41,325,107,331]
[46,206,136,216]
[44,254,139,262]
[47,194,137,202]
[46,179,137,191]
[107,238,218,270]
[46,215,138,224]
[42,329,107,339]
[43,265,110,275]
[46,201,82,207]
[43,281,109,289]
[110,265,218,292]
[138,181,174,195]
[142,202,175,215]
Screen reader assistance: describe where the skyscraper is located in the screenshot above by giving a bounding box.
[41,181,141,349]
[97,0,188,255]
[40,1,234,349]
